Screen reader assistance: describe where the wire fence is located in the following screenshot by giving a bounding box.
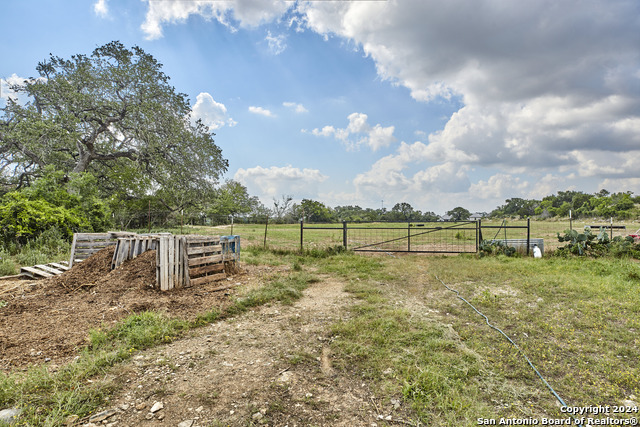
[106,211,638,254]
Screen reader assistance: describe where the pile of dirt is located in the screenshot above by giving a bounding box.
[0,247,244,371]
[51,246,116,290]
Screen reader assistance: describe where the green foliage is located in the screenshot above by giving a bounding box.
[90,311,189,352]
[0,248,17,276]
[296,199,334,223]
[207,179,262,221]
[0,192,83,245]
[0,169,110,248]
[446,206,471,221]
[556,226,611,256]
[478,239,517,257]
[609,236,640,258]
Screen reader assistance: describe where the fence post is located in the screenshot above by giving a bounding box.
[476,220,480,253]
[407,221,411,252]
[263,216,269,249]
[569,210,573,231]
[610,217,613,240]
[343,221,347,249]
[300,220,304,252]
[526,218,531,256]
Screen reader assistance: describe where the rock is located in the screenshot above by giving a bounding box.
[150,401,164,413]
[178,421,194,427]
[135,402,146,411]
[252,412,264,421]
[0,408,21,425]
[89,409,116,423]
[145,413,154,420]
[278,371,292,383]
[64,414,80,425]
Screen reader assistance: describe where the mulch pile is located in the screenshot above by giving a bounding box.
[0,247,241,371]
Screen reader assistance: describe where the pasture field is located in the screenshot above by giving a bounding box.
[170,218,639,253]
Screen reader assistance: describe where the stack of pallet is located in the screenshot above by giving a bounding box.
[65,232,240,291]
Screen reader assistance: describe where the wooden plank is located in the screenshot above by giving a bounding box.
[69,233,78,268]
[186,245,222,256]
[111,240,121,270]
[116,240,130,268]
[48,263,70,271]
[168,236,175,290]
[34,264,65,275]
[73,233,112,241]
[188,254,223,267]
[176,236,183,288]
[75,240,118,248]
[185,237,221,245]
[156,246,160,290]
[182,237,190,287]
[189,263,225,277]
[20,266,53,278]
[161,237,169,291]
[189,272,226,286]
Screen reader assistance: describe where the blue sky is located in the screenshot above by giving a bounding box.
[2,0,639,215]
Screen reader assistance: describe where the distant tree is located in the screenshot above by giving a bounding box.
[419,211,440,221]
[272,195,293,223]
[446,206,471,221]
[297,199,334,223]
[0,41,227,210]
[390,202,415,221]
[207,180,260,220]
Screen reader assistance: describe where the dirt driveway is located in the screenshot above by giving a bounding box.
[83,277,401,427]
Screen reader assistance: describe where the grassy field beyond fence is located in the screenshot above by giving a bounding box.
[169,218,639,254]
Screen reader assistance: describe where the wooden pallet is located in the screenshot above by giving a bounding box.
[69,232,136,267]
[20,262,70,279]
[111,236,158,270]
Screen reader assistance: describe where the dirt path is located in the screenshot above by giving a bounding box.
[87,277,388,427]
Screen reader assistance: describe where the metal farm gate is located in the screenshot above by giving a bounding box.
[349,221,479,253]
[301,221,480,254]
[300,220,534,255]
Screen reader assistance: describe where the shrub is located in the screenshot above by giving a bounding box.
[478,240,517,257]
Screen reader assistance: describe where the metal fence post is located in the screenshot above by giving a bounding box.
[343,221,347,249]
[300,220,304,252]
[527,218,531,256]
[407,221,411,252]
[263,216,269,249]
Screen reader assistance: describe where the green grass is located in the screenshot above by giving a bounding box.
[405,255,640,420]
[3,241,640,425]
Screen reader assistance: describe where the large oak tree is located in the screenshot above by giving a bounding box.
[0,41,227,210]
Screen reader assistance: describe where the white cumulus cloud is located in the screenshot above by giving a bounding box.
[308,112,396,151]
[265,31,287,55]
[191,92,236,130]
[248,106,275,117]
[283,102,308,113]
[93,0,108,17]
[141,0,291,40]
[234,165,327,200]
